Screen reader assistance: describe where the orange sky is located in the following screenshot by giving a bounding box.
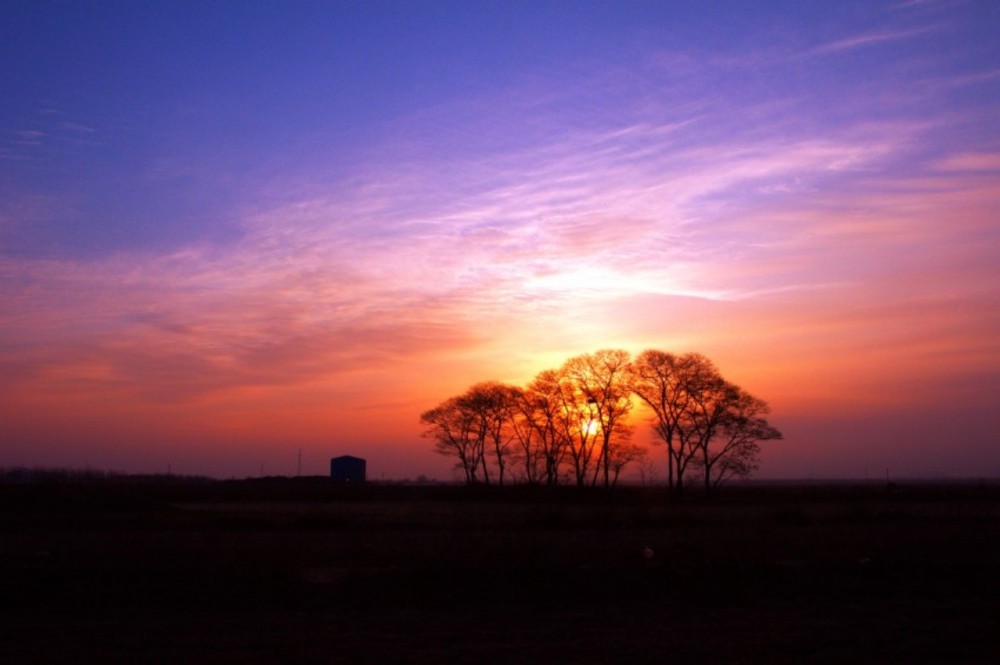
[2,3,999,479]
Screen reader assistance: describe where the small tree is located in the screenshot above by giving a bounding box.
[607,438,645,486]
[421,382,525,485]
[420,396,484,484]
[690,386,781,491]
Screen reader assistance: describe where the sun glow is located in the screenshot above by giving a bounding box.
[1,3,997,481]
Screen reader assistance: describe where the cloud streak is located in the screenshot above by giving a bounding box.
[805,27,934,56]
[3,103,994,409]
[2,3,998,477]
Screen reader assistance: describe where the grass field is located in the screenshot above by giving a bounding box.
[2,478,998,663]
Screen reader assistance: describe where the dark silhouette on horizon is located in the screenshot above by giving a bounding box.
[422,348,782,495]
[330,455,367,483]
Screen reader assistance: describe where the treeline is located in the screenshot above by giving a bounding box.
[0,467,212,484]
[421,349,782,496]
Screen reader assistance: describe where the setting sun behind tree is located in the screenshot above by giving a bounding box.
[422,348,780,494]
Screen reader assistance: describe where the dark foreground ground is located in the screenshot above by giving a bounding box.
[2,478,999,664]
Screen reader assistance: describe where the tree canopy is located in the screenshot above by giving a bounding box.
[421,348,782,495]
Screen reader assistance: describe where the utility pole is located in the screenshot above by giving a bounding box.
[297,449,302,477]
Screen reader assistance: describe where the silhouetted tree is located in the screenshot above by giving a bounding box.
[630,351,714,496]
[508,390,544,485]
[563,349,635,488]
[421,396,484,484]
[608,439,645,486]
[518,369,574,486]
[474,381,522,487]
[423,347,779,491]
[688,383,782,491]
[422,382,524,485]
[555,368,601,487]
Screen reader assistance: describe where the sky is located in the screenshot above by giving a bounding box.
[2,1,999,480]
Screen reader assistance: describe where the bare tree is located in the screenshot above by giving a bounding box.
[474,381,522,487]
[607,438,645,486]
[635,454,661,487]
[562,349,634,488]
[630,351,717,497]
[420,382,521,485]
[423,347,779,493]
[508,390,543,485]
[420,396,484,484]
[688,384,782,491]
[517,369,574,486]
[555,370,601,487]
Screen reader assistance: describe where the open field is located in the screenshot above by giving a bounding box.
[2,478,999,664]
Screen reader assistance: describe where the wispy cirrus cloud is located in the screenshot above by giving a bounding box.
[3,87,992,417]
[3,3,999,480]
[805,26,934,56]
[0,95,971,404]
[933,151,1000,171]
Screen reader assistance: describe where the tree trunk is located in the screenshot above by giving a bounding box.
[702,449,712,497]
[667,447,675,495]
[674,453,685,499]
[602,438,611,489]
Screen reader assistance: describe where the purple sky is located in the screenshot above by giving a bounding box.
[2,1,999,479]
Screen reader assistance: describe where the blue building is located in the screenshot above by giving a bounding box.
[330,455,366,483]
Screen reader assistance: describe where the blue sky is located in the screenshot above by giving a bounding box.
[2,1,999,478]
[8,0,996,257]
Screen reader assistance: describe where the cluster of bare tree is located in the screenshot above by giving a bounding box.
[421,349,782,495]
